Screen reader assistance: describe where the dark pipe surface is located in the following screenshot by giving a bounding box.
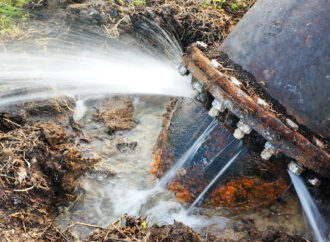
[183,45,330,178]
[219,0,330,138]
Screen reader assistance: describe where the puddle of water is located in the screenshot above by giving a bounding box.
[56,96,313,240]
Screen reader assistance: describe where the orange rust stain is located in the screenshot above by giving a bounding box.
[151,151,163,177]
[169,181,192,203]
[212,177,287,208]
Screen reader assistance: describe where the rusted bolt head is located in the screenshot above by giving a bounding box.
[288,161,304,175]
[233,128,245,140]
[237,120,252,134]
[261,142,276,160]
[210,59,220,69]
[306,177,321,187]
[286,119,299,131]
[178,63,189,76]
[212,99,225,112]
[208,107,219,118]
[196,41,208,50]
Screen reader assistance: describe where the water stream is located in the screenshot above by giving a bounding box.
[189,148,243,211]
[288,171,328,242]
[159,118,218,187]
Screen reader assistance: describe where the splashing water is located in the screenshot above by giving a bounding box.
[189,148,243,211]
[159,118,219,187]
[288,171,328,242]
[55,101,229,238]
[0,22,194,108]
[110,118,219,216]
[0,48,194,106]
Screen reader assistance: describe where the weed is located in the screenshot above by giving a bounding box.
[132,0,146,7]
[0,0,29,32]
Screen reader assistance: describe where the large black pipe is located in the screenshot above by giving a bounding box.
[219,0,330,138]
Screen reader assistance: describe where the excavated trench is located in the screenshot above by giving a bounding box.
[0,0,329,241]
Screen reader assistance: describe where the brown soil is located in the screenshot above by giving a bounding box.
[93,97,135,135]
[0,117,98,240]
[131,0,256,50]
[84,215,307,242]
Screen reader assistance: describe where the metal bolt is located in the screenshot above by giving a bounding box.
[257,98,270,109]
[306,177,321,187]
[208,107,219,118]
[192,81,203,93]
[208,99,226,118]
[233,128,245,139]
[313,137,325,149]
[260,142,276,160]
[288,161,304,175]
[178,63,189,76]
[237,120,252,134]
[230,77,242,87]
[211,99,226,112]
[191,82,203,99]
[196,41,208,50]
[210,59,220,69]
[286,118,299,131]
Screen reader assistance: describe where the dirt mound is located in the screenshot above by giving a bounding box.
[0,119,98,240]
[84,215,205,242]
[93,97,135,135]
[131,0,256,49]
[146,221,206,242]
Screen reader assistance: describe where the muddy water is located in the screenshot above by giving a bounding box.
[56,96,311,240]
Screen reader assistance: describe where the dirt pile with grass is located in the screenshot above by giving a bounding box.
[131,0,255,49]
[0,109,99,240]
[93,97,135,135]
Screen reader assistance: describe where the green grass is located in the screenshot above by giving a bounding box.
[0,0,29,32]
[132,0,146,7]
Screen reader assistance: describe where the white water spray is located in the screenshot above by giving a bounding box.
[159,118,219,187]
[0,48,194,106]
[288,171,328,242]
[189,149,243,211]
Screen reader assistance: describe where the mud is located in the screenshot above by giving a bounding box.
[93,97,135,135]
[84,215,307,242]
[0,113,98,240]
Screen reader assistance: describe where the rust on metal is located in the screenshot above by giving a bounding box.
[183,44,330,177]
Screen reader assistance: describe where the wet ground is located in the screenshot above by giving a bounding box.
[55,96,311,241]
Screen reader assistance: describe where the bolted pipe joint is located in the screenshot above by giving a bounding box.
[237,120,252,134]
[233,128,245,139]
[288,161,304,175]
[178,63,189,76]
[208,99,226,118]
[234,120,253,140]
[260,141,276,160]
[191,81,204,99]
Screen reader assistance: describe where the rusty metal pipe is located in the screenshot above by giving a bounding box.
[183,44,330,177]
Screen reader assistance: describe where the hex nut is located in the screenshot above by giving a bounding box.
[237,120,252,134]
[233,128,245,140]
[288,161,304,175]
[208,107,219,118]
